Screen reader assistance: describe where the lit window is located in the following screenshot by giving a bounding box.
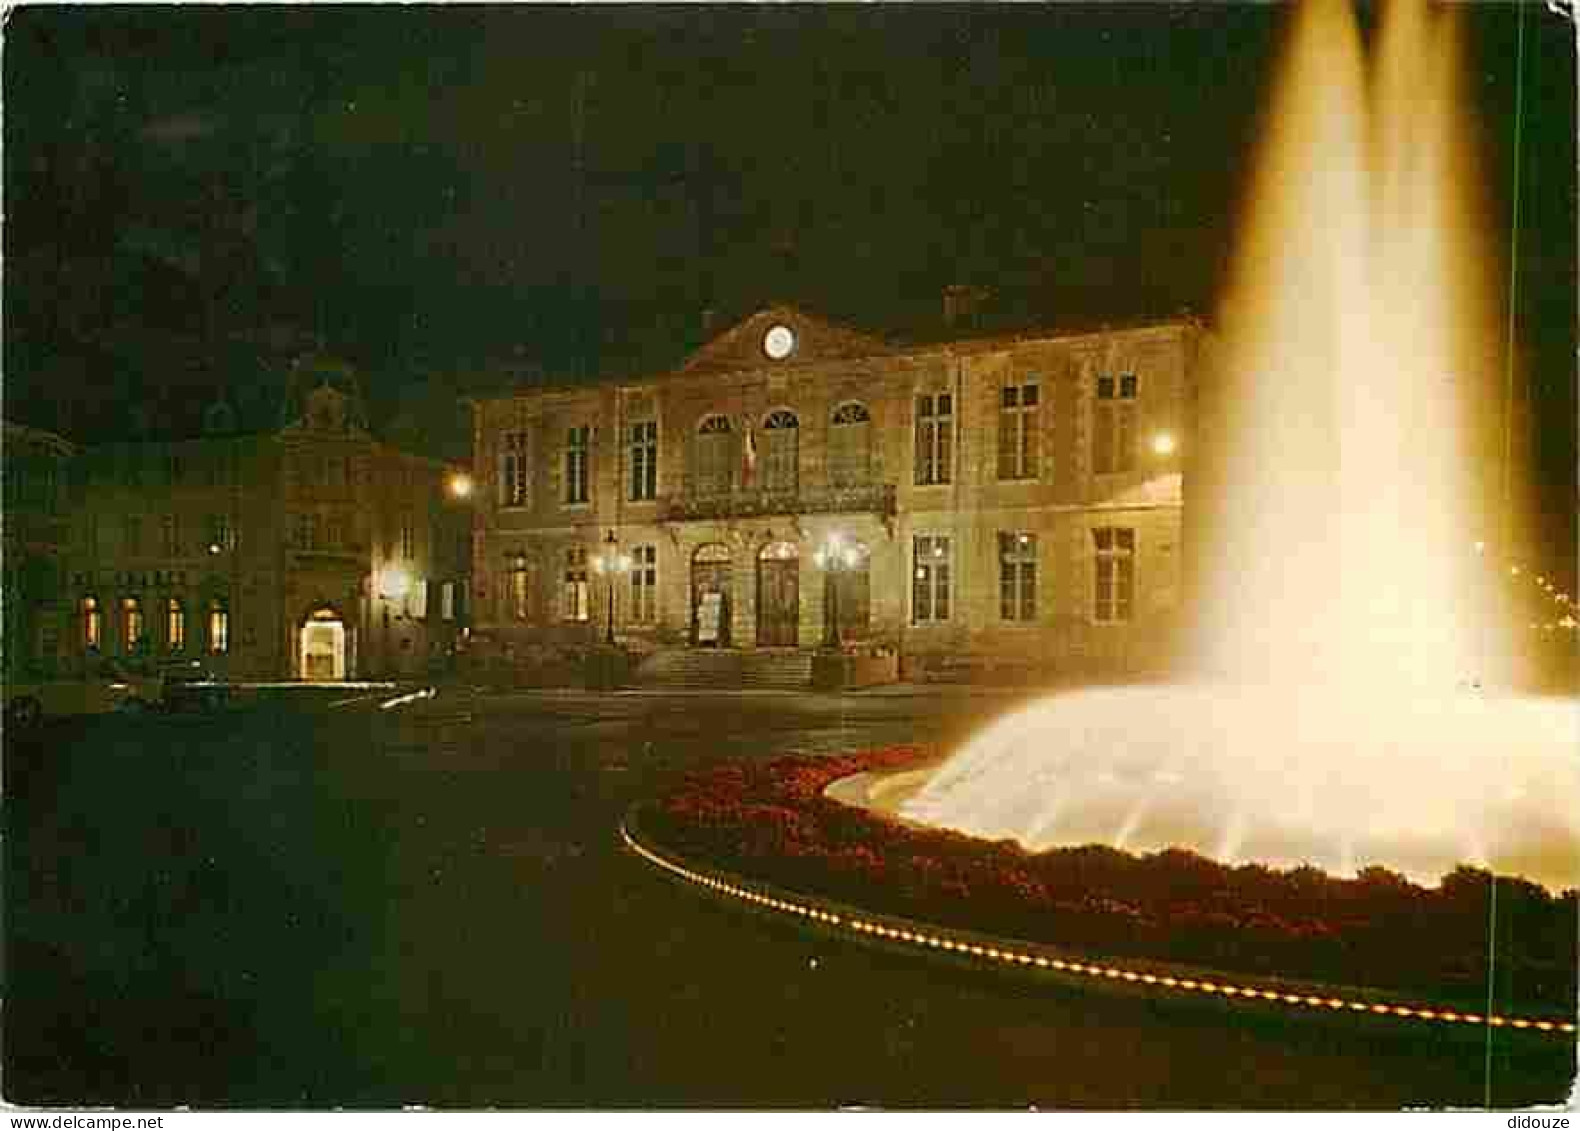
[83,596,103,651]
[565,426,591,505]
[999,532,1038,621]
[500,430,529,508]
[998,381,1040,480]
[208,600,230,654]
[563,546,590,621]
[166,598,186,652]
[1093,373,1139,475]
[1092,526,1136,623]
[629,545,657,624]
[509,561,530,621]
[914,393,953,485]
[122,597,145,653]
[629,421,658,501]
[441,581,456,622]
[912,535,952,623]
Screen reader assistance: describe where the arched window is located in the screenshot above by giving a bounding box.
[760,410,799,494]
[692,414,734,497]
[83,596,102,651]
[121,596,145,653]
[829,402,872,487]
[166,598,186,652]
[207,598,230,655]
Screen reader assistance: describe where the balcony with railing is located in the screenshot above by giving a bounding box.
[658,482,896,523]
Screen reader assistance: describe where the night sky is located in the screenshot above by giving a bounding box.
[4,3,1574,505]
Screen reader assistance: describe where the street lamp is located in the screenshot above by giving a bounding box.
[593,529,632,646]
[1151,431,1177,457]
[813,532,861,649]
[447,471,474,499]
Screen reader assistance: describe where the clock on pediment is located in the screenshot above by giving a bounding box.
[762,323,796,361]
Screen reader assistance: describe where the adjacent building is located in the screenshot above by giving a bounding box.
[470,303,1206,679]
[56,361,470,682]
[3,421,77,680]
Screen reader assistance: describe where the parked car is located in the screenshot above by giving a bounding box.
[3,659,157,727]
[155,660,229,712]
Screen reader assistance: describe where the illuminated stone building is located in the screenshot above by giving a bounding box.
[60,359,471,682]
[3,421,77,678]
[470,304,1205,681]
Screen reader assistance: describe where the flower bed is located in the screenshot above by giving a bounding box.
[644,747,1578,1014]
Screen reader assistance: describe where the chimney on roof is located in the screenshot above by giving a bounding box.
[942,285,991,331]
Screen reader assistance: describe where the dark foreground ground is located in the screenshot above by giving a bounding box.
[6,684,1576,1109]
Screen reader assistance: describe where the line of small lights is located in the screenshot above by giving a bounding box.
[621,820,1577,1039]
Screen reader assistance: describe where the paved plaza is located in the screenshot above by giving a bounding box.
[6,685,1574,1108]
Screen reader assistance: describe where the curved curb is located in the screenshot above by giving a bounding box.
[622,806,1578,1041]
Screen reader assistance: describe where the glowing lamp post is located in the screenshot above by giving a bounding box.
[593,530,632,647]
[1151,432,1177,457]
[447,471,474,500]
[813,532,860,650]
[378,565,412,603]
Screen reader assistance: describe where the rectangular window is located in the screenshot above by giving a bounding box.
[124,515,143,556]
[629,421,658,501]
[997,381,1040,480]
[912,535,952,624]
[408,578,428,619]
[122,598,145,652]
[161,514,181,557]
[1093,526,1136,623]
[914,393,953,485]
[441,581,456,622]
[828,402,872,487]
[168,454,184,485]
[208,605,230,654]
[207,514,232,553]
[84,597,103,650]
[565,425,591,505]
[166,599,186,652]
[1093,373,1139,475]
[999,532,1038,621]
[629,545,657,624]
[563,547,589,621]
[500,430,529,508]
[294,512,316,551]
[509,564,530,621]
[399,518,416,560]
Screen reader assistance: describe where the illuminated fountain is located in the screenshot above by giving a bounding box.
[897,0,1580,892]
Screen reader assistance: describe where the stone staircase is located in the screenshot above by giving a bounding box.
[633,648,815,691]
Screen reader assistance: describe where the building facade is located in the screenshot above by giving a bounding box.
[58,372,470,682]
[471,304,1205,679]
[3,422,77,680]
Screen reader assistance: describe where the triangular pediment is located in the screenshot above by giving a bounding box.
[678,304,892,375]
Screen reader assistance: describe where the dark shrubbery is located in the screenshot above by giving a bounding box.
[646,749,1578,1012]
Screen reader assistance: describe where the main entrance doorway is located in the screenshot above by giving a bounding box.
[756,541,800,647]
[690,544,733,647]
[300,607,347,681]
[826,542,872,643]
